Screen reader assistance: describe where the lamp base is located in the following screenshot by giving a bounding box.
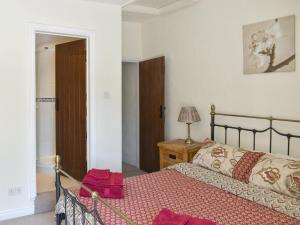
[185,138,193,144]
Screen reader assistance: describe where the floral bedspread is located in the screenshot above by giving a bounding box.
[56,163,300,225]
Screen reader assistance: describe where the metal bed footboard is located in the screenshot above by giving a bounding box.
[55,156,136,225]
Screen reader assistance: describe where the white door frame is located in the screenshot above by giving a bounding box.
[29,23,95,200]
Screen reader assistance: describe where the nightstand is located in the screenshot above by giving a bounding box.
[157,139,203,169]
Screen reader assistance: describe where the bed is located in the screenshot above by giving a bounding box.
[55,105,300,225]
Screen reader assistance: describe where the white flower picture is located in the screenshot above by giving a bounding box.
[243,15,295,74]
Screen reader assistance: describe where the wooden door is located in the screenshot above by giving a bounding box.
[56,40,87,181]
[139,57,165,172]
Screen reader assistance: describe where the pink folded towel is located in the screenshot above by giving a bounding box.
[80,169,111,187]
[82,171,123,187]
[79,169,124,199]
[152,209,216,225]
[87,169,111,180]
[79,184,124,199]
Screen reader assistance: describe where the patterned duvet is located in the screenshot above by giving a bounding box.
[56,163,300,225]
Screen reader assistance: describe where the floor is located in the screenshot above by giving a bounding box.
[0,212,55,225]
[34,169,79,214]
[123,162,147,177]
[0,163,145,225]
[37,171,76,193]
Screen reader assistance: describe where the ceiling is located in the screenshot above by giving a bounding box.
[85,0,129,5]
[36,34,81,48]
[85,0,199,22]
[132,0,180,9]
[123,0,199,22]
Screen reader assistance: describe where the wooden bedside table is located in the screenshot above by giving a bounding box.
[157,139,203,169]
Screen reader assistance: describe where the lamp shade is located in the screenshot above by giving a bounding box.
[178,106,201,123]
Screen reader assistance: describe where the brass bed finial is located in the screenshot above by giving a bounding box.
[92,191,99,200]
[55,155,61,171]
[210,104,216,115]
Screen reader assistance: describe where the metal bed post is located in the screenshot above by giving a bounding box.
[92,192,99,225]
[269,118,273,153]
[55,155,65,225]
[55,155,61,202]
[210,104,215,140]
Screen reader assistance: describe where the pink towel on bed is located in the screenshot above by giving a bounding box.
[80,169,111,188]
[152,209,216,225]
[79,169,124,199]
[87,169,111,180]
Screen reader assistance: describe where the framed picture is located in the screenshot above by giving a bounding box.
[243,15,295,74]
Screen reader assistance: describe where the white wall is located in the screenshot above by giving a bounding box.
[122,62,139,167]
[0,0,121,220]
[141,0,300,155]
[122,21,142,61]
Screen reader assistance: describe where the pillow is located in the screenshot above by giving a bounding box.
[273,153,300,161]
[249,154,300,198]
[193,139,265,183]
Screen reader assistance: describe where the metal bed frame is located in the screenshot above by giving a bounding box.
[55,104,300,225]
[210,104,300,155]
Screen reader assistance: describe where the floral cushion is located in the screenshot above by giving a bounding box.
[192,141,250,177]
[249,154,300,198]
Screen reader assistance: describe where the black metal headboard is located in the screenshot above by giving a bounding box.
[210,104,300,155]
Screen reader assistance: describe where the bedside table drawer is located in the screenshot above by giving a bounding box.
[162,149,184,162]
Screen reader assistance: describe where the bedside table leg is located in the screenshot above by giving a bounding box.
[183,154,188,163]
[159,150,164,170]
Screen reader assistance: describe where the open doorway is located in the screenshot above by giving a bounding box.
[122,57,165,175]
[122,62,141,175]
[35,33,88,212]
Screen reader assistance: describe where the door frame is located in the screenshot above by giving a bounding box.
[29,23,96,201]
[122,61,140,169]
[121,56,165,169]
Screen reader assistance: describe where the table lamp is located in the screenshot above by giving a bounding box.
[178,106,201,144]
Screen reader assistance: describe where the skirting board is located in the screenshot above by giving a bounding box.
[0,205,34,221]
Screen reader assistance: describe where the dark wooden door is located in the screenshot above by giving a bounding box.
[139,57,165,173]
[56,40,87,181]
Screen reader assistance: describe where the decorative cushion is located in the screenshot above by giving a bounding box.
[232,151,265,183]
[249,154,300,198]
[193,139,265,183]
